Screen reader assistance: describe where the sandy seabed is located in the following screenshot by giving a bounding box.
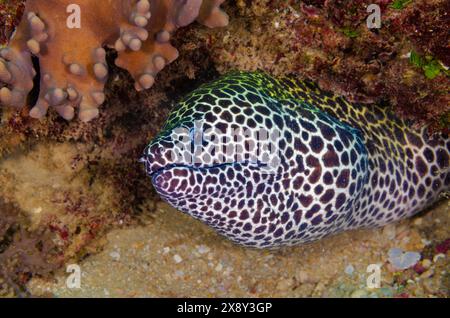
[27,200,449,298]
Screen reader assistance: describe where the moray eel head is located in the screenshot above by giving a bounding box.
[142,88,283,247]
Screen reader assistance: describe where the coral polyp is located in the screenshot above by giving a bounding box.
[0,0,228,122]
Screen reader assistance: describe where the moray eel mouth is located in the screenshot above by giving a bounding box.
[151,164,237,199]
[143,141,269,199]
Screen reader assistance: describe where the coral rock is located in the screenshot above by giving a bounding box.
[0,0,228,122]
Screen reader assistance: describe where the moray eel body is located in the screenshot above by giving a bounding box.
[142,71,449,248]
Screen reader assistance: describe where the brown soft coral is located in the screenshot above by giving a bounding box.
[0,0,228,122]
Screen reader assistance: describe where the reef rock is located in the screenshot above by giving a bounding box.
[0,0,228,122]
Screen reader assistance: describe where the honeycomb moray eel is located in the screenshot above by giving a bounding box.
[142,71,449,248]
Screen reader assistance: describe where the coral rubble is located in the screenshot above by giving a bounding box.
[0,0,228,121]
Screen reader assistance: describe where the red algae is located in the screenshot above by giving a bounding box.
[208,0,449,131]
[0,0,25,45]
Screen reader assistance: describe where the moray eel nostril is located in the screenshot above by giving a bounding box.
[142,71,450,248]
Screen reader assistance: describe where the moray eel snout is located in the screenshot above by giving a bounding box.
[143,143,193,197]
[142,71,449,248]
